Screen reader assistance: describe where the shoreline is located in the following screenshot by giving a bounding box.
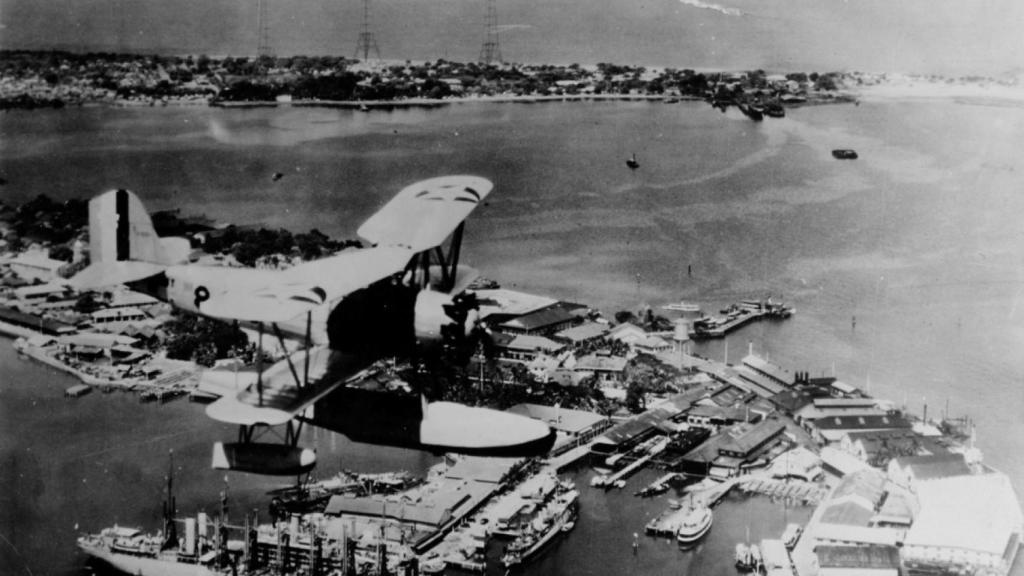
[14,83,1024,113]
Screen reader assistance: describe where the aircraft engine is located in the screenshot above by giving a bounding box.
[414,289,483,362]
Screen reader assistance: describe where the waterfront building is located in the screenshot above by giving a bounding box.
[838,429,948,467]
[494,333,565,362]
[769,447,823,482]
[796,464,1023,576]
[497,302,586,336]
[324,457,520,554]
[474,289,557,325]
[683,403,750,431]
[679,418,787,478]
[606,322,672,354]
[90,306,150,326]
[814,545,900,576]
[901,471,1022,576]
[573,351,627,384]
[795,399,890,427]
[8,249,66,282]
[885,453,972,490]
[553,321,609,345]
[507,403,611,456]
[741,353,795,387]
[734,364,787,396]
[809,414,912,444]
[0,305,76,335]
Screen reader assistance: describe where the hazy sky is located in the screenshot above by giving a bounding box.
[2,0,1022,75]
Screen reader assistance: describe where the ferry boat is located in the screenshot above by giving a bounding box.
[662,301,701,313]
[501,488,579,568]
[675,498,713,545]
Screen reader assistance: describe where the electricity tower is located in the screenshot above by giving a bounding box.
[479,0,502,64]
[257,0,272,57]
[354,0,382,61]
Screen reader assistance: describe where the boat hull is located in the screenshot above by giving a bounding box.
[79,542,221,576]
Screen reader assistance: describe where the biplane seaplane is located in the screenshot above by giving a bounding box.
[71,176,556,475]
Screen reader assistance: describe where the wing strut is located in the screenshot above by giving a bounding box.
[272,323,303,390]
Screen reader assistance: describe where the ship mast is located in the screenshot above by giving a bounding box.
[162,450,178,551]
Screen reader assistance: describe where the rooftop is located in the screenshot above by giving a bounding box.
[904,472,1023,556]
[507,403,607,435]
[554,321,609,343]
[892,453,971,480]
[814,414,911,431]
[815,545,900,570]
[498,303,579,332]
[443,456,520,484]
[474,288,557,319]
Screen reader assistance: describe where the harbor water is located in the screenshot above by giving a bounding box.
[1,98,1023,575]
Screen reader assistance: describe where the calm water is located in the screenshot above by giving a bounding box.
[2,99,1023,575]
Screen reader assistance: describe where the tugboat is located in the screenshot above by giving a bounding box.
[675,496,713,546]
[735,542,762,571]
[626,153,640,170]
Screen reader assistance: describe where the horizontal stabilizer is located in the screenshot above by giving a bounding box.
[67,260,169,290]
[358,176,492,252]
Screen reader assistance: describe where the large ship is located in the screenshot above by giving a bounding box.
[501,486,579,568]
[78,457,234,576]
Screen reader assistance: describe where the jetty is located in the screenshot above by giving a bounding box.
[692,299,793,339]
[593,437,669,489]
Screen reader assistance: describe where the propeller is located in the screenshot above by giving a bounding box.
[441,291,496,364]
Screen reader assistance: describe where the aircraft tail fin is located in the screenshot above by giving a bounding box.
[70,189,190,289]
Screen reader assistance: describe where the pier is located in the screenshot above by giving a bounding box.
[594,437,669,489]
[691,300,793,339]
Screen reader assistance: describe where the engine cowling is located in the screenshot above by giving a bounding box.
[414,289,480,361]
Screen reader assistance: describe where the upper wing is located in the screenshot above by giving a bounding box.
[357,175,493,251]
[198,245,414,323]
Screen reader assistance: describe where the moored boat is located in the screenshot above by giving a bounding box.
[675,498,713,545]
[501,488,579,567]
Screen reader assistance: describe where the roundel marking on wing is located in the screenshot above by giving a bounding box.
[288,286,329,305]
[413,183,481,204]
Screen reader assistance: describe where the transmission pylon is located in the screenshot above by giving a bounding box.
[354,0,382,61]
[257,0,272,57]
[479,0,502,64]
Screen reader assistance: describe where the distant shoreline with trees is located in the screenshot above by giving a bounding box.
[0,49,872,112]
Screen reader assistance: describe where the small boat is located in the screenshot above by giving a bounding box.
[271,172,284,182]
[764,102,785,118]
[781,523,803,549]
[832,149,858,160]
[735,543,752,570]
[626,153,639,170]
[358,103,370,112]
[613,479,627,489]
